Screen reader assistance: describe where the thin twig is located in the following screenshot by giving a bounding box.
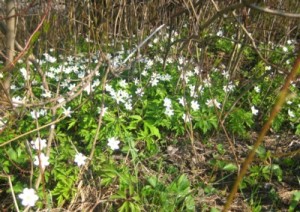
[243,0,300,18]
[122,24,165,64]
[8,175,20,212]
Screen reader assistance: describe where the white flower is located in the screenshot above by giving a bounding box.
[182,113,192,123]
[77,71,85,78]
[251,106,259,116]
[203,78,211,87]
[178,57,185,65]
[161,74,172,81]
[111,90,130,104]
[189,85,197,98]
[146,59,154,68]
[164,107,174,117]
[12,96,26,107]
[84,83,93,95]
[133,78,139,85]
[150,73,160,86]
[124,101,133,110]
[68,83,76,91]
[180,72,189,84]
[141,70,148,76]
[10,84,16,90]
[108,137,120,150]
[34,153,50,169]
[206,99,221,109]
[135,88,144,97]
[217,30,223,37]
[43,53,57,63]
[282,46,288,52]
[222,70,229,79]
[74,152,87,166]
[191,100,199,111]
[41,90,52,98]
[63,107,73,117]
[194,66,200,74]
[178,97,185,106]
[150,77,159,86]
[265,66,271,71]
[97,106,108,116]
[254,86,260,93]
[105,84,114,94]
[163,97,172,108]
[223,83,235,93]
[20,67,29,80]
[92,79,100,88]
[119,79,128,88]
[39,109,47,116]
[30,110,40,119]
[31,138,47,150]
[19,188,38,207]
[166,57,173,64]
[288,109,295,118]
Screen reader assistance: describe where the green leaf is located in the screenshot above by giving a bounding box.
[223,163,237,172]
[144,120,161,138]
[210,207,220,212]
[7,148,17,162]
[289,191,300,212]
[130,115,142,121]
[147,176,158,188]
[67,118,77,130]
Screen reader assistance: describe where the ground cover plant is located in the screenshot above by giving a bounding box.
[0,0,300,211]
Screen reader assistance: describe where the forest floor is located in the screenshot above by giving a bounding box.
[158,132,300,211]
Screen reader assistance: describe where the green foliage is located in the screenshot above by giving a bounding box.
[228,108,253,137]
[141,175,195,211]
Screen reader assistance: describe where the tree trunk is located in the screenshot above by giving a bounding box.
[1,0,15,106]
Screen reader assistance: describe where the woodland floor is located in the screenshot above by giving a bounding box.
[159,132,300,211]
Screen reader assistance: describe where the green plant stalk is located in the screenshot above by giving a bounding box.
[223,52,300,212]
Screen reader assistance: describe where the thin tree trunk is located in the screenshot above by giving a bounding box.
[3,0,16,102]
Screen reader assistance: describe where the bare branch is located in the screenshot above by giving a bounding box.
[243,0,300,18]
[199,3,244,30]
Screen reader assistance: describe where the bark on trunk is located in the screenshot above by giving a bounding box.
[1,0,15,105]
